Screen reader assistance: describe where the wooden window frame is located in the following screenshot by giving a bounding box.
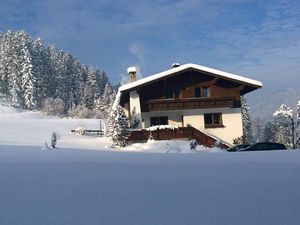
[165,87,181,99]
[204,113,224,128]
[194,87,210,98]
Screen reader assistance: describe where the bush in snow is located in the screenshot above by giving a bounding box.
[189,139,197,150]
[129,107,140,129]
[233,136,243,145]
[107,105,129,148]
[42,97,65,116]
[68,104,95,118]
[74,126,86,135]
[50,132,59,148]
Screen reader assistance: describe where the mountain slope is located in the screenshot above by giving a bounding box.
[249,88,300,119]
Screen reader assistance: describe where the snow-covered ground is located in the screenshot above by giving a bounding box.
[1,102,300,225]
[0,100,214,153]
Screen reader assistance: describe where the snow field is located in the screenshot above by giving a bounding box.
[1,103,300,225]
[0,146,300,225]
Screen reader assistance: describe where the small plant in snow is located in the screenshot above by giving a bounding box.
[129,107,140,129]
[233,136,244,145]
[51,132,59,148]
[190,139,197,150]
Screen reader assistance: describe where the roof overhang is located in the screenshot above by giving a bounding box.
[119,63,262,94]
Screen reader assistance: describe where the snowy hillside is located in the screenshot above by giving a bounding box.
[0,100,109,149]
[0,100,215,153]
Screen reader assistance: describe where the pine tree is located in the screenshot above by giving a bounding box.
[0,31,10,96]
[6,31,22,107]
[294,101,300,148]
[263,120,276,142]
[252,117,265,142]
[32,38,52,108]
[0,30,113,116]
[20,45,36,109]
[241,95,253,144]
[272,104,293,147]
[107,105,129,148]
[83,66,97,109]
[95,69,110,96]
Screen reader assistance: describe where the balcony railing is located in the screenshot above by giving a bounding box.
[127,127,230,149]
[146,97,239,111]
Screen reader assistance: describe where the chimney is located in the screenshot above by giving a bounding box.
[171,63,180,68]
[127,66,137,82]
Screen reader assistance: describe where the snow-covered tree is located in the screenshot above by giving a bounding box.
[252,117,265,142]
[263,120,276,143]
[95,69,110,97]
[95,83,114,117]
[294,101,300,148]
[0,30,113,116]
[20,44,36,109]
[32,38,52,108]
[241,95,253,144]
[42,97,65,116]
[107,105,129,148]
[272,104,293,147]
[83,66,97,109]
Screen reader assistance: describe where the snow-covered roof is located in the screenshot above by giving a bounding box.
[119,63,262,92]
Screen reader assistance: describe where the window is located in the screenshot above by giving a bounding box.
[204,113,223,128]
[194,87,210,97]
[174,87,180,99]
[165,87,180,99]
[150,117,168,126]
[165,88,173,99]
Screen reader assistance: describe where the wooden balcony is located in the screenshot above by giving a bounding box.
[146,97,239,112]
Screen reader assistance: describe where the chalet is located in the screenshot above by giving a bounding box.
[114,63,262,146]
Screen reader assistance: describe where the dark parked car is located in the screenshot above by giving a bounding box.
[238,142,286,151]
[227,144,250,152]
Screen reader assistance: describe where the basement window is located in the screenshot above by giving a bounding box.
[204,113,223,128]
[150,117,168,126]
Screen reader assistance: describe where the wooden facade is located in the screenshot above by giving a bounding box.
[120,69,244,112]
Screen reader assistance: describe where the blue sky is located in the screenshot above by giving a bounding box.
[1,0,300,96]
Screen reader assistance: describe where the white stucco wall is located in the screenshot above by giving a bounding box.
[142,111,182,128]
[129,90,142,128]
[141,108,243,144]
[183,108,243,144]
